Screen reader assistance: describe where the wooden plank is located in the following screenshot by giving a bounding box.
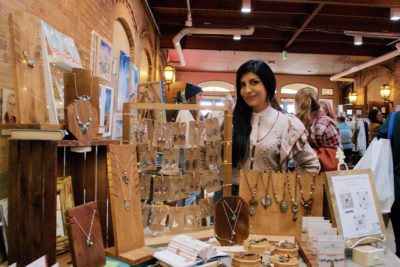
[144,227,215,248]
[223,102,232,196]
[0,172,9,199]
[239,171,324,240]
[0,123,65,130]
[127,102,229,111]
[56,139,120,147]
[9,11,49,124]
[299,241,317,267]
[105,246,154,266]
[107,144,144,254]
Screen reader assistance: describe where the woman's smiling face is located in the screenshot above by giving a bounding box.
[240,72,268,112]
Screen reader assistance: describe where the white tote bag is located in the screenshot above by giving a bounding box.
[354,137,394,213]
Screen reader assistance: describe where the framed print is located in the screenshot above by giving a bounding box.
[321,88,334,96]
[96,38,113,81]
[130,63,139,102]
[137,81,165,121]
[1,88,17,124]
[324,170,385,248]
[56,176,75,254]
[112,113,123,139]
[99,85,114,137]
[116,50,130,112]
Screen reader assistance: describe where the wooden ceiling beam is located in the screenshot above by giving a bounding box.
[257,0,400,8]
[284,3,325,49]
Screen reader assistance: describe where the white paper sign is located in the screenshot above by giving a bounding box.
[332,173,382,239]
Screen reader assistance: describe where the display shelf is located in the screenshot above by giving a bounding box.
[0,123,65,130]
[8,139,119,266]
[48,55,81,72]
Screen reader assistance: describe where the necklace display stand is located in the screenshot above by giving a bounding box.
[239,170,324,239]
[66,201,105,267]
[66,100,99,141]
[105,144,154,265]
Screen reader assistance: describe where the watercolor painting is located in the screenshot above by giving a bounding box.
[117,51,130,112]
[97,38,113,81]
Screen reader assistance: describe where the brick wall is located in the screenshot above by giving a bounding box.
[0,0,161,199]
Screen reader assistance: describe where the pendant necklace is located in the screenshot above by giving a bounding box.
[114,153,134,184]
[297,172,316,215]
[261,172,273,208]
[272,172,288,213]
[222,199,241,221]
[244,171,260,216]
[221,199,243,239]
[113,153,134,210]
[73,73,94,135]
[73,208,96,247]
[286,173,299,222]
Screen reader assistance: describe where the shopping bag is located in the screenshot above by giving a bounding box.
[317,147,338,172]
[354,137,394,213]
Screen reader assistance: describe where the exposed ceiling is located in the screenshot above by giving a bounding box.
[147,0,400,75]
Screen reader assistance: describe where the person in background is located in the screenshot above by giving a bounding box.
[319,99,336,121]
[337,115,353,166]
[232,60,320,195]
[368,108,383,144]
[377,111,400,257]
[295,88,341,152]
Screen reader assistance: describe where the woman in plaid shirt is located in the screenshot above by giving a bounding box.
[295,87,341,151]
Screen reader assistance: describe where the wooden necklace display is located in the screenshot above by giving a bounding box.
[66,73,99,141]
[272,173,288,213]
[214,196,249,246]
[66,201,105,267]
[244,171,260,216]
[297,172,316,215]
[111,152,134,210]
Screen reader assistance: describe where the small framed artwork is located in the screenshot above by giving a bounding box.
[321,88,334,96]
[99,85,114,137]
[116,50,131,112]
[1,88,17,124]
[56,176,75,254]
[112,113,123,139]
[324,170,385,248]
[96,38,113,81]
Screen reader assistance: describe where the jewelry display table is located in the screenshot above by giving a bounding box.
[8,139,119,266]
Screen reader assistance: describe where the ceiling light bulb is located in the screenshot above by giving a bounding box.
[233,35,241,41]
[241,0,251,13]
[391,8,400,21]
[354,35,362,46]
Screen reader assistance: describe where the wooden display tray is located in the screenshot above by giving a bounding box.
[298,241,317,267]
[144,226,215,248]
[239,171,324,240]
[105,246,155,266]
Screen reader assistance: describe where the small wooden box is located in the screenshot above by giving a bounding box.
[352,245,384,266]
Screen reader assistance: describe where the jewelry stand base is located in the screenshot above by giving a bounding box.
[298,241,317,267]
[105,246,155,266]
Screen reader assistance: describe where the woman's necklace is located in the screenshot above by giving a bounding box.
[73,208,96,247]
[112,153,134,210]
[221,199,243,239]
[297,172,316,215]
[249,112,279,169]
[244,171,260,216]
[272,172,288,213]
[286,173,299,222]
[261,172,272,208]
[222,199,241,221]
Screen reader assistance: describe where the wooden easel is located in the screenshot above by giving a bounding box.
[105,144,154,265]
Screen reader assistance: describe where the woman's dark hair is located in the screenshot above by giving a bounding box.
[368,108,381,124]
[232,60,276,167]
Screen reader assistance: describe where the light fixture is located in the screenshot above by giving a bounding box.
[380,84,392,99]
[390,8,400,21]
[348,83,358,104]
[233,34,241,41]
[241,0,251,13]
[163,65,175,85]
[354,35,362,46]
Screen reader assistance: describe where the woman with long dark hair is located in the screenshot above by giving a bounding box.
[368,108,383,144]
[232,60,319,192]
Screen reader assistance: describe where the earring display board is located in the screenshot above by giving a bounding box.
[239,171,324,240]
[214,196,249,246]
[9,11,49,124]
[324,169,385,248]
[66,201,106,267]
[106,144,154,264]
